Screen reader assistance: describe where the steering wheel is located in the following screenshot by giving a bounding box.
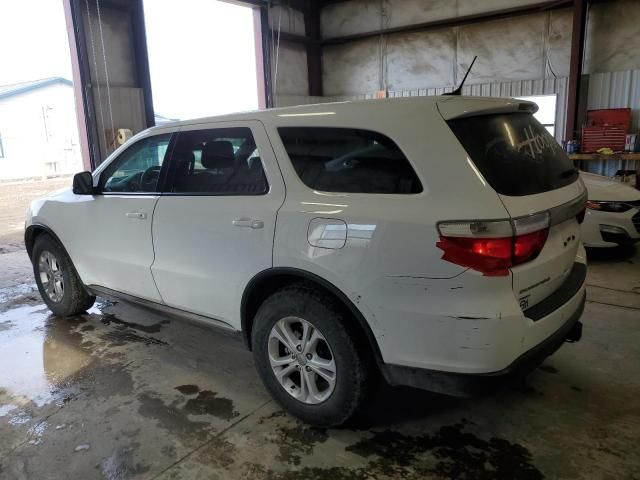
[141,165,161,188]
[125,172,142,192]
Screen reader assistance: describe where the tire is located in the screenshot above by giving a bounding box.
[252,283,372,426]
[32,233,95,317]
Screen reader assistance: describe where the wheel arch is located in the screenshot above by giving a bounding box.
[26,223,93,298]
[241,267,384,367]
[25,223,65,259]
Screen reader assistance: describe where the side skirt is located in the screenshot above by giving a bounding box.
[88,285,242,341]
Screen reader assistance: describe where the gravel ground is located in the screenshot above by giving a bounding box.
[0,177,72,254]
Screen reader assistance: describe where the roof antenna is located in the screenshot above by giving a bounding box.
[444,56,477,96]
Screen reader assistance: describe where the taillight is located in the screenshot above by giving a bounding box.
[437,212,550,276]
[513,229,549,264]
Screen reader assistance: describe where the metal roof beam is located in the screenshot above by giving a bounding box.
[565,0,588,141]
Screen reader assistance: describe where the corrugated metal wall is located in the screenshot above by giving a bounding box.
[588,69,640,129]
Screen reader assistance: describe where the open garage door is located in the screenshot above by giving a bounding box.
[143,0,260,122]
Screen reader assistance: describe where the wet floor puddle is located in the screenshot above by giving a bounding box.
[0,304,91,420]
[0,294,166,420]
[0,295,232,436]
[231,419,544,480]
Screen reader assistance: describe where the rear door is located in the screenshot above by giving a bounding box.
[150,121,285,328]
[445,107,586,309]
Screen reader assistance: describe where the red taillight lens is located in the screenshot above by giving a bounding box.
[437,213,550,276]
[513,228,549,264]
[436,236,512,276]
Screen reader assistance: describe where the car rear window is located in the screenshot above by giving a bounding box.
[447,112,578,196]
[278,127,422,194]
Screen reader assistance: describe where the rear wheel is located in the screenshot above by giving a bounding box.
[252,284,372,426]
[32,234,95,317]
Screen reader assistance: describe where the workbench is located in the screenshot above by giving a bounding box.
[570,153,640,189]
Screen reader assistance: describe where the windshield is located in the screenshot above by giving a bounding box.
[447,112,578,196]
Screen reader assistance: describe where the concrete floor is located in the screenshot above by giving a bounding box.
[0,244,638,479]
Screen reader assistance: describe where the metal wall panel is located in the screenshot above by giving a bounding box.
[588,69,640,130]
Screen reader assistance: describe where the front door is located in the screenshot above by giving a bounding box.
[75,133,173,301]
[150,122,285,328]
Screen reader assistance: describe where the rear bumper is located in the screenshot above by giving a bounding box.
[381,291,585,396]
[523,262,586,321]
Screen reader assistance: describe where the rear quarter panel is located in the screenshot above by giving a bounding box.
[265,100,513,366]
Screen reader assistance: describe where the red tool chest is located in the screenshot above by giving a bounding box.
[581,108,631,153]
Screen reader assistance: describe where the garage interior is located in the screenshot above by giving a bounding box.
[1,0,639,478]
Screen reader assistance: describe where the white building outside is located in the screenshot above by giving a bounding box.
[0,78,82,181]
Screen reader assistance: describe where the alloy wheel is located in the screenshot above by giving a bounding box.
[38,250,64,303]
[268,316,336,404]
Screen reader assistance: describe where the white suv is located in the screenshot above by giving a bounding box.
[26,97,587,426]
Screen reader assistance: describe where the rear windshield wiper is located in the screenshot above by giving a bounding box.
[560,168,579,178]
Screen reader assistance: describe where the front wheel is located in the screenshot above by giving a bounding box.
[252,284,372,426]
[32,233,95,317]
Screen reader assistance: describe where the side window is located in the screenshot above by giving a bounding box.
[167,127,268,195]
[101,134,171,193]
[278,127,422,194]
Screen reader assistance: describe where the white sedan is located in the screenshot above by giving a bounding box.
[581,172,640,247]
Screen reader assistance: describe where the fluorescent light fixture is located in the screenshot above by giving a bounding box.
[278,112,336,117]
[466,157,487,187]
[301,202,348,208]
[302,210,344,215]
[313,190,347,197]
[503,122,515,147]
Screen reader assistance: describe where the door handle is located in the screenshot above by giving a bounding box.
[125,212,147,220]
[232,218,264,229]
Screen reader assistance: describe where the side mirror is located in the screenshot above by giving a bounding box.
[72,171,95,195]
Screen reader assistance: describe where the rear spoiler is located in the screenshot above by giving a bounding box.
[437,97,538,121]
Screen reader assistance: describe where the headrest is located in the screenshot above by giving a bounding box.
[174,149,195,164]
[201,140,234,169]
